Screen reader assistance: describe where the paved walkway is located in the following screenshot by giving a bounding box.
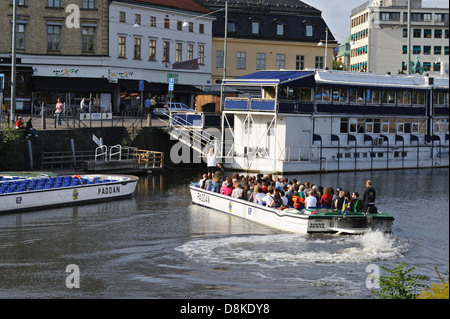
[1,114,169,131]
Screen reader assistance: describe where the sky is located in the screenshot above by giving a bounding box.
[304,0,450,43]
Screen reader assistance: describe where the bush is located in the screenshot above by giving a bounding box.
[417,267,449,299]
[371,262,429,299]
[0,125,27,170]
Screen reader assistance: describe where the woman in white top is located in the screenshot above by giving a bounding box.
[206,148,217,178]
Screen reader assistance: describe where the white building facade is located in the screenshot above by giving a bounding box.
[350,0,449,77]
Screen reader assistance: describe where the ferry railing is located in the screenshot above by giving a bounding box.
[168,111,222,158]
[109,144,122,161]
[135,150,164,169]
[95,145,108,161]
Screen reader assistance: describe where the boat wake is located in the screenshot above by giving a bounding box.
[175,231,408,267]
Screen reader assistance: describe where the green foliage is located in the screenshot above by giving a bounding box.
[0,125,26,170]
[372,262,429,299]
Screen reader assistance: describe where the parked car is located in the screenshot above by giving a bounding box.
[153,102,193,117]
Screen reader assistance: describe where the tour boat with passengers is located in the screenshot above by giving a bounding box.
[0,173,138,214]
[190,184,394,234]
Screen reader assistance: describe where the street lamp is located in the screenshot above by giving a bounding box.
[318,27,328,70]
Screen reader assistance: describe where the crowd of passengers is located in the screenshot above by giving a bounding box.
[196,172,367,213]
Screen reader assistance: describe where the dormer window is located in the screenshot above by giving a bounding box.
[250,18,261,35]
[306,24,314,37]
[274,18,286,36]
[228,19,236,33]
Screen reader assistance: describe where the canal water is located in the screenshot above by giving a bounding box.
[0,168,448,300]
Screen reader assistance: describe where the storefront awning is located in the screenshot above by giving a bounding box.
[0,66,34,73]
[118,79,203,94]
[32,76,112,92]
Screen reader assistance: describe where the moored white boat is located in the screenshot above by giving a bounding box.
[190,185,394,234]
[0,173,138,214]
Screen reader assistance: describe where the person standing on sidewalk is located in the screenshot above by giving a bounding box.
[55,98,64,126]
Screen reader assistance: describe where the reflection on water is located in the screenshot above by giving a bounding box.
[0,168,448,299]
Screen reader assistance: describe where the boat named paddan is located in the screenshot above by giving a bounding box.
[190,185,394,234]
[0,173,138,214]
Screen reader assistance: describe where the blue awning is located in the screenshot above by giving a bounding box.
[222,70,315,87]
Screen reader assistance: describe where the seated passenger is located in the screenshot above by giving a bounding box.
[231,182,244,199]
[305,190,317,209]
[270,189,285,209]
[198,174,207,189]
[213,177,221,193]
[292,191,305,210]
[261,187,274,207]
[222,183,233,196]
[320,187,333,208]
[254,187,266,205]
[350,192,365,212]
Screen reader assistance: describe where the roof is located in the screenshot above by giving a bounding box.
[115,0,210,14]
[195,0,336,43]
[315,70,449,90]
[223,70,315,87]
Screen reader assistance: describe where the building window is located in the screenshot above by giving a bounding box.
[187,43,194,61]
[434,46,441,55]
[276,54,285,70]
[445,46,449,55]
[119,12,126,23]
[252,20,260,35]
[256,52,266,70]
[424,29,431,38]
[216,50,224,69]
[276,23,286,36]
[82,26,95,52]
[315,56,324,69]
[134,37,141,59]
[47,0,60,7]
[82,0,95,9]
[306,25,314,37]
[135,14,141,26]
[434,29,442,38]
[198,44,205,65]
[227,20,236,33]
[16,23,26,50]
[149,39,156,61]
[296,55,305,70]
[402,45,407,54]
[188,22,194,33]
[380,12,400,21]
[150,16,156,27]
[402,29,408,37]
[433,62,441,72]
[177,21,183,31]
[199,24,204,34]
[176,43,182,62]
[12,0,26,5]
[164,18,170,29]
[118,36,126,58]
[423,62,431,72]
[424,45,431,55]
[163,41,170,62]
[413,29,421,38]
[236,52,246,69]
[413,45,421,54]
[47,25,61,51]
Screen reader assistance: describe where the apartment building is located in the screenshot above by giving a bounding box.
[194,0,337,84]
[350,0,449,76]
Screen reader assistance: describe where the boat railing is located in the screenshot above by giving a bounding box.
[109,144,122,161]
[95,145,108,161]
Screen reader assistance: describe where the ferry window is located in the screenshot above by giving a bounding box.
[374,119,381,133]
[433,91,446,105]
[349,119,364,133]
[356,89,364,103]
[366,119,374,133]
[381,120,389,133]
[315,86,323,101]
[299,89,312,102]
[404,122,412,133]
[349,88,356,102]
[382,90,395,104]
[389,120,396,133]
[323,87,331,102]
[340,118,348,133]
[397,91,410,105]
[332,88,340,103]
[412,119,426,133]
[339,89,348,103]
[397,121,404,133]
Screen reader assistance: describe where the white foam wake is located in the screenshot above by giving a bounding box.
[175,231,407,266]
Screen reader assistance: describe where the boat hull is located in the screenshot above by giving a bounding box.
[0,174,138,214]
[190,186,394,234]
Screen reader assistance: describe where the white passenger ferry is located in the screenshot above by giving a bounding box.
[190,185,394,234]
[0,173,138,214]
[211,70,448,173]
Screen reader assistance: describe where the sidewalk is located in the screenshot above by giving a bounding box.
[3,114,168,131]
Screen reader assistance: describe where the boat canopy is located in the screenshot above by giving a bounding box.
[222,70,315,88]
